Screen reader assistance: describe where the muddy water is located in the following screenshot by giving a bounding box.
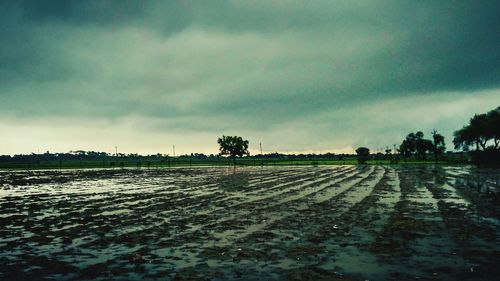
[0,165,498,281]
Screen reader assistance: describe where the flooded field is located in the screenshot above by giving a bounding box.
[0,165,499,281]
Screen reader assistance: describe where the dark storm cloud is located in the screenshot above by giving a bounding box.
[0,0,499,154]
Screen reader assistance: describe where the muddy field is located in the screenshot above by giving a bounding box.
[0,165,499,281]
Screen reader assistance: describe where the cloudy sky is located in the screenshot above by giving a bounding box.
[1,0,499,155]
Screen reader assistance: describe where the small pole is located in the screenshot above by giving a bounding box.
[260,142,263,166]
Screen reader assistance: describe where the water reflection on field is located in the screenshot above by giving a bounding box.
[0,165,499,280]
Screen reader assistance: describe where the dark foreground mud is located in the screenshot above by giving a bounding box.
[0,165,499,280]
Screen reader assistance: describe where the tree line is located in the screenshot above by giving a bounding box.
[354,106,499,165]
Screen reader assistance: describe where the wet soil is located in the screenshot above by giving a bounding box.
[0,165,499,280]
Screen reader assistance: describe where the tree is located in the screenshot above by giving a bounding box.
[469,114,489,150]
[400,131,434,160]
[431,130,446,163]
[485,106,500,149]
[399,133,417,158]
[453,106,500,165]
[453,126,475,151]
[414,131,426,160]
[355,147,370,164]
[453,107,500,151]
[217,135,249,165]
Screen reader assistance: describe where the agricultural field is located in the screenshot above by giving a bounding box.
[0,165,499,281]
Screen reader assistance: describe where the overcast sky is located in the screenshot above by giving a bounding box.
[1,0,499,155]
